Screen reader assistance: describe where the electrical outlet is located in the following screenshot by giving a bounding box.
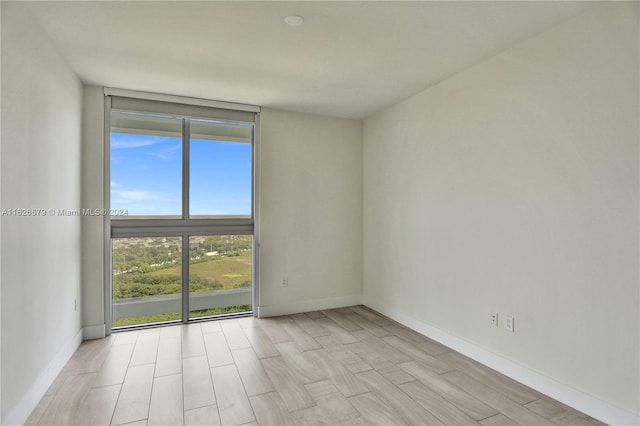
[281,277,288,287]
[505,316,514,332]
[491,312,498,327]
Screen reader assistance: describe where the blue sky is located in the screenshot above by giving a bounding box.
[111,132,251,216]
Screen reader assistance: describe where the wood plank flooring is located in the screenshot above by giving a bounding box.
[26,306,604,426]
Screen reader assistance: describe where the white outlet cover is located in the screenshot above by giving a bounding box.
[505,317,514,332]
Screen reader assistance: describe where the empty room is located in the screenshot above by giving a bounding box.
[1,1,638,425]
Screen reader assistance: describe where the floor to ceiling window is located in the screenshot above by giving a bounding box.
[106,92,259,330]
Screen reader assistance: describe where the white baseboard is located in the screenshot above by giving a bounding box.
[3,328,83,426]
[257,294,362,318]
[364,297,639,426]
[83,324,106,340]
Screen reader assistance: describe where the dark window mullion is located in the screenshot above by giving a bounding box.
[183,117,191,221]
[182,118,190,323]
[182,235,189,324]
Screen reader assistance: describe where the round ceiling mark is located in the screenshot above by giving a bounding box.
[285,15,304,27]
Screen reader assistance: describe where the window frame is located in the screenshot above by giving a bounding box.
[103,89,260,333]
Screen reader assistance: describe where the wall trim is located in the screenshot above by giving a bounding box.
[83,324,106,340]
[257,294,362,318]
[3,328,83,426]
[363,297,639,426]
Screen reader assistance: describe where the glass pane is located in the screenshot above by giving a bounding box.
[111,111,183,218]
[189,235,252,319]
[112,237,182,327]
[190,119,252,218]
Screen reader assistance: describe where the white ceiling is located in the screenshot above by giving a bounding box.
[26,1,596,120]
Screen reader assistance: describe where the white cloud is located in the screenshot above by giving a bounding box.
[112,189,164,202]
[111,139,157,149]
[111,134,177,149]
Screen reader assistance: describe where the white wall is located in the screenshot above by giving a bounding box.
[0,3,3,418]
[363,2,638,422]
[259,108,363,315]
[0,2,84,424]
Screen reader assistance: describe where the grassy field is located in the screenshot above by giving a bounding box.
[143,250,252,289]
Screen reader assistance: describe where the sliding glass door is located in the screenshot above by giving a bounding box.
[112,237,183,326]
[107,95,257,329]
[188,235,253,319]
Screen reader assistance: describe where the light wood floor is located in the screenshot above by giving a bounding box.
[26,306,604,426]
